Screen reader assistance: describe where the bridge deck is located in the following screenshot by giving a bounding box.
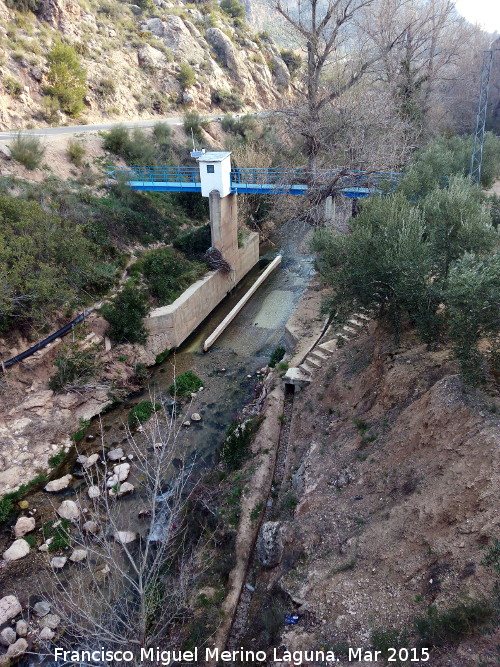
[107,166,400,198]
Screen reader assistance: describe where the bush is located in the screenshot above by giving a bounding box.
[173,224,211,259]
[211,89,243,111]
[43,518,71,552]
[269,346,285,367]
[102,126,156,165]
[183,111,206,144]
[177,62,196,90]
[445,252,500,384]
[220,0,245,18]
[220,417,261,470]
[152,122,172,147]
[128,400,160,427]
[10,133,45,169]
[101,282,149,344]
[48,342,101,392]
[415,600,495,647]
[136,246,206,305]
[280,49,302,77]
[3,75,23,98]
[45,40,87,116]
[168,370,203,397]
[66,139,86,166]
[5,0,41,11]
[94,76,116,98]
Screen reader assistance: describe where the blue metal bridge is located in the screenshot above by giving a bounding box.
[106,166,401,198]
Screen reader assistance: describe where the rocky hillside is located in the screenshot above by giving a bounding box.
[0,0,293,130]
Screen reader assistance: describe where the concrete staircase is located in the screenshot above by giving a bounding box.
[283,311,372,389]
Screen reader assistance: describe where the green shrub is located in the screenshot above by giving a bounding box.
[102,125,129,154]
[269,346,285,368]
[177,62,196,90]
[23,534,36,547]
[173,224,211,259]
[220,0,245,18]
[48,343,101,393]
[220,417,261,470]
[94,76,116,98]
[481,538,500,574]
[71,418,90,443]
[5,0,41,11]
[102,126,156,165]
[445,252,500,385]
[43,518,71,552]
[280,49,302,77]
[0,474,48,524]
[152,122,172,147]
[3,75,23,98]
[45,40,87,116]
[66,139,86,166]
[183,111,206,144]
[211,89,243,111]
[10,133,45,169]
[48,449,67,468]
[136,246,206,305]
[128,400,160,427]
[168,370,203,397]
[101,282,149,344]
[415,600,495,647]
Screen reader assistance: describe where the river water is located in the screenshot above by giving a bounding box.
[86,218,315,470]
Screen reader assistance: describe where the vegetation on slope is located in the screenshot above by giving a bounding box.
[313,134,500,385]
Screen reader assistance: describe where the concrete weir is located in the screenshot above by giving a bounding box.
[141,155,262,363]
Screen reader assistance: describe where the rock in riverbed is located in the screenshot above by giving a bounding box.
[0,596,21,625]
[57,500,80,520]
[13,516,35,538]
[45,474,73,492]
[3,539,30,561]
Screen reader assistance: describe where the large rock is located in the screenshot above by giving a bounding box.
[83,453,99,469]
[82,520,99,535]
[7,638,28,658]
[69,548,88,562]
[138,44,167,69]
[50,556,67,570]
[270,55,290,88]
[38,0,81,38]
[113,462,130,482]
[16,620,28,637]
[38,613,60,629]
[205,28,240,75]
[13,516,36,538]
[88,485,100,499]
[33,601,51,617]
[160,15,205,62]
[107,447,124,461]
[45,474,73,492]
[114,531,137,544]
[57,499,80,520]
[256,521,283,568]
[0,596,21,625]
[0,145,12,160]
[38,626,54,641]
[0,627,16,646]
[3,539,30,562]
[141,16,164,37]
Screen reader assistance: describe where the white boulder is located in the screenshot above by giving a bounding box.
[0,627,16,646]
[88,485,100,499]
[15,620,28,637]
[7,638,28,658]
[38,626,54,641]
[50,556,67,569]
[107,447,124,461]
[113,463,130,482]
[69,549,88,563]
[0,596,21,625]
[13,516,35,538]
[114,531,137,544]
[57,500,80,520]
[45,474,73,492]
[3,539,30,561]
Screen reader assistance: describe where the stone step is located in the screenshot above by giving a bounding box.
[299,361,314,375]
[309,348,330,362]
[283,367,311,386]
[318,339,338,353]
[305,356,322,368]
[348,318,364,328]
[341,325,357,335]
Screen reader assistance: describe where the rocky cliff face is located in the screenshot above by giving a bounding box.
[0,0,292,129]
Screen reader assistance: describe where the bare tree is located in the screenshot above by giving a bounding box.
[42,396,208,655]
[274,0,408,171]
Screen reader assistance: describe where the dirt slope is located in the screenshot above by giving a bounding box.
[249,324,499,665]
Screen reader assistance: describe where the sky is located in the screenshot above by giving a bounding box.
[454,0,500,33]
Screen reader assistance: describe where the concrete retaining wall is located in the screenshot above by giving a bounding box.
[141,232,259,363]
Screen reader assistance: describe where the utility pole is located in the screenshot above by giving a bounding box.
[470,39,500,185]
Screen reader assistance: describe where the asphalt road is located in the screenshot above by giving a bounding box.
[0,113,228,140]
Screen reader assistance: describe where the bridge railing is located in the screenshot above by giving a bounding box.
[229,167,402,189]
[107,166,201,186]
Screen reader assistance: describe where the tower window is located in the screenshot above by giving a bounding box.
[207,165,215,173]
